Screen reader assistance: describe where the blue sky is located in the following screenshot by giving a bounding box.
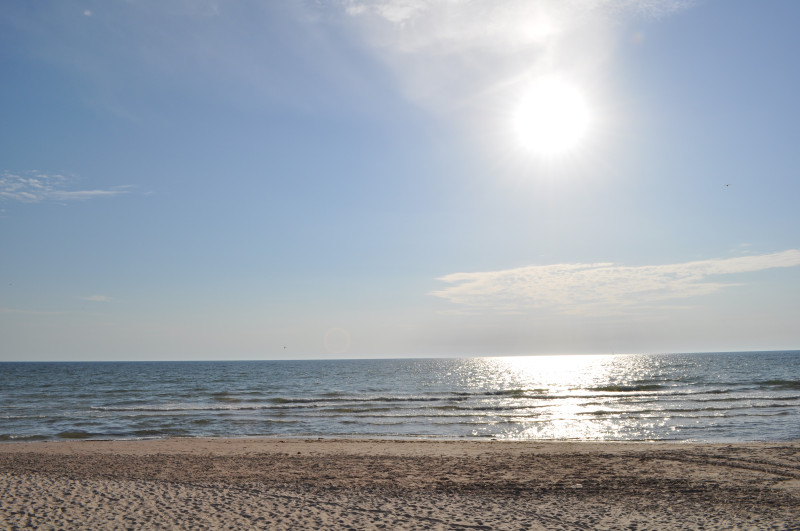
[2,0,799,361]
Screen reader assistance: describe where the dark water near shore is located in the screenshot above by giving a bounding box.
[2,351,799,442]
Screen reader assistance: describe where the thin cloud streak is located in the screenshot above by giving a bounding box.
[0,171,129,203]
[432,250,800,314]
[81,295,112,303]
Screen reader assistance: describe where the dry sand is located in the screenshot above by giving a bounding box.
[1,438,799,530]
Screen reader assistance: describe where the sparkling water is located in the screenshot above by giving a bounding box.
[2,351,799,442]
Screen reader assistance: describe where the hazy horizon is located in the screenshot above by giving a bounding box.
[3,350,800,364]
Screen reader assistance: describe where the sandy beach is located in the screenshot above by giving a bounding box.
[1,438,799,530]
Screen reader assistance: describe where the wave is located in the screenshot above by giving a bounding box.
[758,379,800,390]
[267,395,468,404]
[88,386,785,416]
[56,430,95,439]
[89,389,800,414]
[91,404,265,412]
[211,393,243,403]
[0,433,49,442]
[576,403,798,416]
[588,384,667,392]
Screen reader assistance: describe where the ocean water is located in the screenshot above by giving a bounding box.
[1,352,799,443]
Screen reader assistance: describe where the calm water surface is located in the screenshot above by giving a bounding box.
[2,351,799,442]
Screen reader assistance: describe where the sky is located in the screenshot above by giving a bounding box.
[1,0,799,361]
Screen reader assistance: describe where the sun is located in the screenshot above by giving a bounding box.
[513,78,591,158]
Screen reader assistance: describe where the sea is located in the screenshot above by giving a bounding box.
[2,351,799,443]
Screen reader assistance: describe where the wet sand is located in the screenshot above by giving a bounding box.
[1,438,799,529]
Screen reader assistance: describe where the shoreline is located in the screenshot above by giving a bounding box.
[5,432,799,444]
[3,435,800,449]
[2,438,800,529]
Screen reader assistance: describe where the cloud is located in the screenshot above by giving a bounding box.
[344,0,693,40]
[81,295,112,303]
[432,250,800,314]
[338,0,695,110]
[0,171,129,203]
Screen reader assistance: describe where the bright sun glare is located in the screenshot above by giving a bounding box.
[513,78,591,158]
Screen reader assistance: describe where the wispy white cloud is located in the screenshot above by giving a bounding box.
[343,0,694,44]
[432,250,800,314]
[338,0,695,110]
[81,295,112,302]
[0,171,130,203]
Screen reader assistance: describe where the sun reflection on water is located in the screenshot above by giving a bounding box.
[458,355,671,440]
